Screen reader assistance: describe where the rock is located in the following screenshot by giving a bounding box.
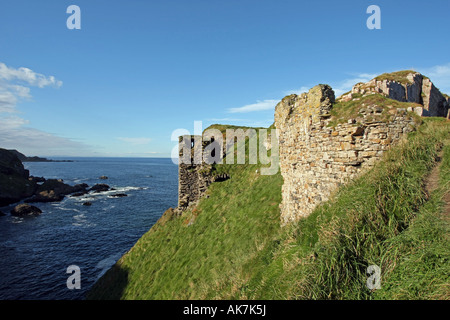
[29,176,46,183]
[29,190,65,203]
[110,193,127,198]
[28,180,89,203]
[0,148,36,206]
[421,78,448,117]
[275,84,335,127]
[89,184,110,193]
[11,204,42,217]
[71,191,88,197]
[348,72,448,117]
[99,176,108,180]
[83,202,92,206]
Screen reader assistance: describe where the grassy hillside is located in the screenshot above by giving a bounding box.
[88,119,449,300]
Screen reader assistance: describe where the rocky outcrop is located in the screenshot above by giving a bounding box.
[110,193,128,198]
[0,148,36,206]
[28,180,88,203]
[11,204,42,217]
[89,184,110,193]
[339,72,449,117]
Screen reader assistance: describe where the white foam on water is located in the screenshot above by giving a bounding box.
[95,253,123,280]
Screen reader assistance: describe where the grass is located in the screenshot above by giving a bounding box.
[374,70,427,84]
[87,125,284,299]
[328,93,422,127]
[87,118,449,300]
[239,118,449,300]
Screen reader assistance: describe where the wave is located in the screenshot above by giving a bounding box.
[95,253,123,280]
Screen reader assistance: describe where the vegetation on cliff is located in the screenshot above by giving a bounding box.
[88,117,449,300]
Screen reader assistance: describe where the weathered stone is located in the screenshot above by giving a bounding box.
[275,84,417,225]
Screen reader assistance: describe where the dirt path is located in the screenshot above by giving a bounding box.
[424,151,449,220]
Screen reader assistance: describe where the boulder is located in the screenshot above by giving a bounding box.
[89,184,110,193]
[71,191,88,197]
[28,180,89,203]
[83,202,92,206]
[29,190,65,202]
[29,176,46,183]
[11,204,42,217]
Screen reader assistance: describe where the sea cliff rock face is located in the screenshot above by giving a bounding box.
[0,148,36,206]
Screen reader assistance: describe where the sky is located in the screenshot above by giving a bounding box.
[0,0,449,157]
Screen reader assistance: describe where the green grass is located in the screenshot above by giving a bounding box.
[239,118,449,300]
[87,126,284,299]
[87,119,449,300]
[374,70,427,84]
[328,93,422,127]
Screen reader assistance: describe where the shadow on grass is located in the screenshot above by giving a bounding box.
[85,264,129,300]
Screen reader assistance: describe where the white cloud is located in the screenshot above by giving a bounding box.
[0,122,91,156]
[283,86,310,96]
[228,99,279,113]
[117,137,152,145]
[0,62,62,88]
[0,62,62,114]
[0,62,93,156]
[331,73,378,97]
[418,63,450,94]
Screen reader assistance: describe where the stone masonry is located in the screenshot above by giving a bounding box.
[177,135,229,213]
[339,72,449,117]
[275,84,418,225]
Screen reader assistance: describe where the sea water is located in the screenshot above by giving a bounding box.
[0,157,178,300]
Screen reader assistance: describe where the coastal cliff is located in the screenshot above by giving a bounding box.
[0,148,35,206]
[88,71,449,300]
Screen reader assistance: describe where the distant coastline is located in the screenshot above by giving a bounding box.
[7,149,74,162]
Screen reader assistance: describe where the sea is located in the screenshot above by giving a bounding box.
[0,157,178,300]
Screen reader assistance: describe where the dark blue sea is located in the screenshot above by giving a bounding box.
[0,157,178,300]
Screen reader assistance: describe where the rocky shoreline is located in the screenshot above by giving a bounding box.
[0,148,124,217]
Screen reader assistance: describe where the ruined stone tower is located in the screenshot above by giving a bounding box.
[275,84,418,225]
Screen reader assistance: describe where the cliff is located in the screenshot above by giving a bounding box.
[0,148,35,206]
[0,148,87,208]
[7,149,73,162]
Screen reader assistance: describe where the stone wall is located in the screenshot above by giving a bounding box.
[177,135,229,213]
[275,85,418,225]
[340,72,449,117]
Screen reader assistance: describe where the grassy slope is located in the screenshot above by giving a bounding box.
[87,133,284,299]
[88,119,449,300]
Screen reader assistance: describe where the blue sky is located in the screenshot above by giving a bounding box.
[0,0,449,157]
